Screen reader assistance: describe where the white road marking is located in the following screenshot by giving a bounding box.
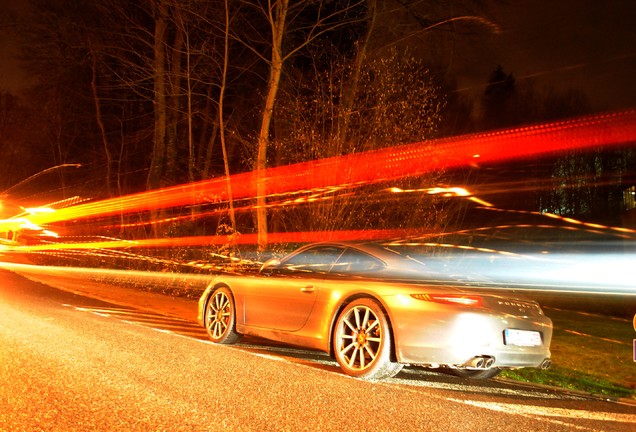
[389,371,587,400]
[563,329,629,346]
[251,352,287,362]
[452,398,636,424]
[192,338,215,345]
[395,382,599,431]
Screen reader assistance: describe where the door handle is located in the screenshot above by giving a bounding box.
[301,285,315,293]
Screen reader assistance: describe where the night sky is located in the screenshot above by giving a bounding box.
[1,0,635,111]
[0,1,28,91]
[470,0,636,111]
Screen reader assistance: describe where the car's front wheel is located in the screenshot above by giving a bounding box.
[333,298,403,380]
[205,287,241,344]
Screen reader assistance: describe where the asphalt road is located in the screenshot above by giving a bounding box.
[1,268,635,431]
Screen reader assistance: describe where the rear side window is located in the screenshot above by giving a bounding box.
[330,248,385,275]
[281,246,344,274]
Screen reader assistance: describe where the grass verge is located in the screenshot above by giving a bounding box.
[501,306,635,400]
[500,366,634,399]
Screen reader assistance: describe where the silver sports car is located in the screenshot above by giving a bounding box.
[197,242,552,380]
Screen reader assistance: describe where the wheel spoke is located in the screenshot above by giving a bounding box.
[353,307,362,328]
[215,293,228,311]
[207,308,216,326]
[342,316,356,333]
[358,346,366,369]
[363,344,377,361]
[339,341,356,357]
[348,346,360,368]
[365,319,379,333]
[361,307,370,329]
[216,314,229,336]
[212,322,221,338]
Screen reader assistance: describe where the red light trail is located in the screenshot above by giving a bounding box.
[1,111,634,297]
[21,109,636,229]
[0,109,632,265]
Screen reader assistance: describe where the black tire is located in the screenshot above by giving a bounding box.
[332,298,403,380]
[450,368,501,380]
[204,287,241,344]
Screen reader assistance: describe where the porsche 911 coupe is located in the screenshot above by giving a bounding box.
[197,242,552,380]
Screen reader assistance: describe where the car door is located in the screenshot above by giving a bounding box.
[244,246,344,332]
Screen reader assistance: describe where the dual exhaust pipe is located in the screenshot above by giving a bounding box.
[465,355,495,369]
[464,356,552,370]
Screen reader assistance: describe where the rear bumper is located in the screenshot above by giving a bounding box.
[388,301,552,369]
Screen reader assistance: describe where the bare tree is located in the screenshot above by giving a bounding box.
[254,0,286,250]
[272,47,444,235]
[338,0,376,147]
[147,0,169,190]
[219,0,237,229]
[88,37,113,196]
[236,0,366,250]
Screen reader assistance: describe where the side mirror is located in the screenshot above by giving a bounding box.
[260,258,281,275]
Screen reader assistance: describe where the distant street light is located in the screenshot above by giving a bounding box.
[1,164,81,197]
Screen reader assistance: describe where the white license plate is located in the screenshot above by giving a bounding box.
[504,329,542,347]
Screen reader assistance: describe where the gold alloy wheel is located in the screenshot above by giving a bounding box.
[333,299,403,380]
[338,305,381,370]
[205,287,241,344]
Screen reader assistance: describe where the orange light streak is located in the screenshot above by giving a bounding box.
[101,186,345,230]
[390,186,494,207]
[488,207,636,235]
[10,229,428,253]
[21,110,636,227]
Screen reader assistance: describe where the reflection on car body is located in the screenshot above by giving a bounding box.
[198,242,552,380]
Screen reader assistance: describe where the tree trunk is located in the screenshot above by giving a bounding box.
[174,7,195,184]
[256,0,289,251]
[166,18,184,184]
[197,85,217,179]
[338,0,376,150]
[184,33,194,184]
[220,0,236,229]
[203,122,218,179]
[89,44,112,196]
[147,0,168,190]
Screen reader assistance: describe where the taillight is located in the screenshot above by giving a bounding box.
[411,293,483,307]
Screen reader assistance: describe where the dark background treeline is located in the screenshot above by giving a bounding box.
[1,0,634,239]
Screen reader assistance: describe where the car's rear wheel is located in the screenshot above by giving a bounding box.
[333,298,403,380]
[205,287,241,344]
[450,368,501,380]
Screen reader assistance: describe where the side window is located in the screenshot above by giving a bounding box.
[280,246,344,275]
[330,248,385,274]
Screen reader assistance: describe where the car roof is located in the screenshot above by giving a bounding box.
[292,241,417,267]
